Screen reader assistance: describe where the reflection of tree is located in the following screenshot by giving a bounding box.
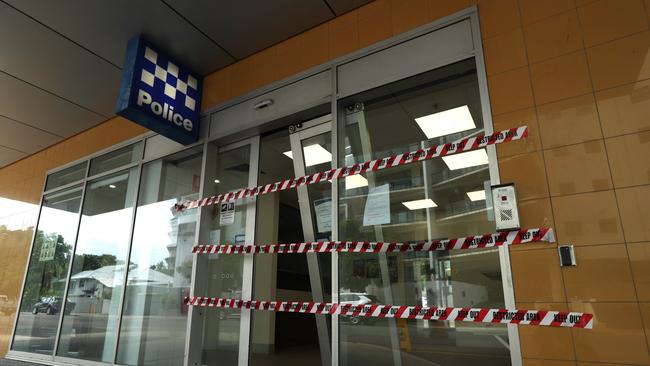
[340,219,366,241]
[74,253,117,271]
[176,259,193,280]
[20,229,72,310]
[150,260,174,276]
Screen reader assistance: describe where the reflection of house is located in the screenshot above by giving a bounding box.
[167,200,198,287]
[68,265,173,314]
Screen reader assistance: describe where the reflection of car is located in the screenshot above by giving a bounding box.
[340,293,380,325]
[32,297,74,315]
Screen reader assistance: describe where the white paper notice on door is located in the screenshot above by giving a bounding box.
[363,183,391,226]
[313,198,332,233]
[219,202,235,226]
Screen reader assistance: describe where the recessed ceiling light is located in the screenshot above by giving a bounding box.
[442,149,488,170]
[214,179,220,184]
[345,175,368,190]
[108,184,116,189]
[415,105,476,139]
[283,144,332,167]
[466,190,486,201]
[402,198,437,210]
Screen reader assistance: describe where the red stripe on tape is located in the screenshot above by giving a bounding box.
[185,296,592,329]
[192,228,554,255]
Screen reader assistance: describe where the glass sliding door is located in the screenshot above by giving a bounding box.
[184,137,259,366]
[249,116,332,366]
[56,167,139,362]
[288,118,333,365]
[12,186,83,355]
[199,140,255,366]
[115,147,203,366]
[337,59,511,366]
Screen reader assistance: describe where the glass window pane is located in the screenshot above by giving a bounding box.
[337,59,511,366]
[12,186,83,354]
[144,134,184,161]
[56,167,139,362]
[200,143,251,366]
[89,142,144,176]
[116,147,203,366]
[45,162,87,191]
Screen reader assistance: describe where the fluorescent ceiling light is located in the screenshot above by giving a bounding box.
[442,149,488,170]
[345,175,368,190]
[466,190,486,201]
[415,105,476,139]
[108,184,116,189]
[402,198,437,210]
[214,179,220,184]
[283,144,332,167]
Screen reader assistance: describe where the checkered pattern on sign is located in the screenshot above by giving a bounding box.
[139,46,197,111]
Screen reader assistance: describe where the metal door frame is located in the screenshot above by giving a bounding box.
[288,114,332,366]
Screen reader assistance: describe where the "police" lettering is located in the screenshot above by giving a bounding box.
[137,89,193,131]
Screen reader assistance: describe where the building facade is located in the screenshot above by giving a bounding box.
[1,1,649,366]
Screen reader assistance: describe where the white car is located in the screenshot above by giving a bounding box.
[339,293,380,325]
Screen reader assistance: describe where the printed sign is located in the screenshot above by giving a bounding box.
[219,202,235,226]
[363,184,391,226]
[39,238,56,262]
[313,198,332,233]
[116,35,202,145]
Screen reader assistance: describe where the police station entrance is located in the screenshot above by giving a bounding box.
[8,13,523,366]
[189,115,334,366]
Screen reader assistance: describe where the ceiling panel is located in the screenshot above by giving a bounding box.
[165,0,335,59]
[3,0,235,76]
[0,72,105,137]
[0,115,61,154]
[326,0,373,15]
[0,0,373,169]
[0,146,28,167]
[0,2,122,117]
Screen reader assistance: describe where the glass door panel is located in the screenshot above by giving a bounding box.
[200,142,253,366]
[289,122,333,366]
[337,59,511,366]
[249,118,332,366]
[57,167,139,362]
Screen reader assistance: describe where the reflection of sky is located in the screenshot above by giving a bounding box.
[0,197,38,230]
[74,208,134,258]
[129,199,178,266]
[37,206,79,244]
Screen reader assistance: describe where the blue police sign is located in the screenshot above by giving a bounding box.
[116,35,201,144]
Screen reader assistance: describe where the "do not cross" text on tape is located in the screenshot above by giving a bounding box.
[185,296,593,329]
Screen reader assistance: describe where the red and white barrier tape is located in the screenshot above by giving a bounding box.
[185,296,593,329]
[192,227,554,255]
[175,126,528,212]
